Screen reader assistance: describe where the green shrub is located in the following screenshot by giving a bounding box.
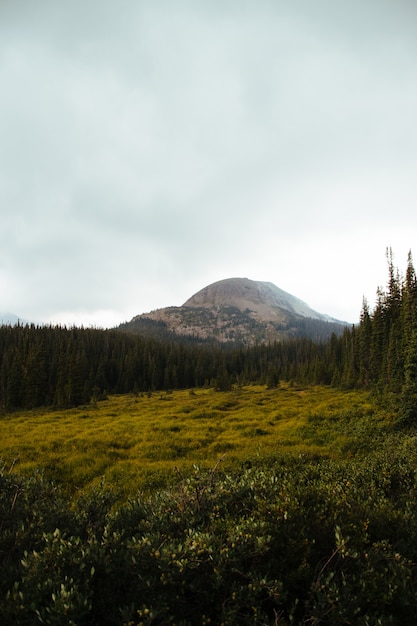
[2,450,417,624]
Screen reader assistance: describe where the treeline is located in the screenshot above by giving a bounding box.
[1,249,417,413]
[0,323,323,411]
[289,250,417,392]
[320,249,417,422]
[0,326,222,410]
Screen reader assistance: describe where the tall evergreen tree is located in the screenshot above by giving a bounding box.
[400,327,417,426]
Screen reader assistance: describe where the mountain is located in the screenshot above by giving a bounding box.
[183,278,335,321]
[119,278,348,345]
[0,312,22,325]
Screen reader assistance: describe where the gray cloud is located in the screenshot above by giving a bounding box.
[1,0,416,325]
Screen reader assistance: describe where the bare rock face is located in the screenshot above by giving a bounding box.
[183,278,327,321]
[121,278,347,345]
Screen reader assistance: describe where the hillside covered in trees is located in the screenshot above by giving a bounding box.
[1,249,416,417]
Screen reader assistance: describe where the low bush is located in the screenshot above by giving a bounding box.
[2,447,417,625]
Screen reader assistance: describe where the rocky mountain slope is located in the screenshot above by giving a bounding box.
[119,278,348,345]
[184,278,335,321]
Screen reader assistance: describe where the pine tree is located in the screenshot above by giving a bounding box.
[357,297,372,386]
[402,251,417,346]
[400,327,417,426]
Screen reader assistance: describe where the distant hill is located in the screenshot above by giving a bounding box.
[0,312,22,326]
[119,278,348,345]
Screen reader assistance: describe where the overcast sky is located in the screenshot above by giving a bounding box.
[1,0,416,327]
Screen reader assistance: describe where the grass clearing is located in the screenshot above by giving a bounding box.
[0,384,383,497]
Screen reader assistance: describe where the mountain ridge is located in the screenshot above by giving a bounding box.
[183,278,339,322]
[120,278,348,345]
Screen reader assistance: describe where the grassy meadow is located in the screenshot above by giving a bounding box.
[0,384,385,498]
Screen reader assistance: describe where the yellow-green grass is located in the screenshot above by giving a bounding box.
[0,385,384,498]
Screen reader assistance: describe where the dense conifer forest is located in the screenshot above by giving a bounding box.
[1,248,416,415]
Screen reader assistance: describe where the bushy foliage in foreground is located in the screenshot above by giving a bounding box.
[2,444,417,625]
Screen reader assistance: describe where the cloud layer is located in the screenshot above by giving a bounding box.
[1,0,417,325]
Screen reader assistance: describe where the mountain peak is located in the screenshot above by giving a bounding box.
[120,277,347,345]
[183,277,327,321]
